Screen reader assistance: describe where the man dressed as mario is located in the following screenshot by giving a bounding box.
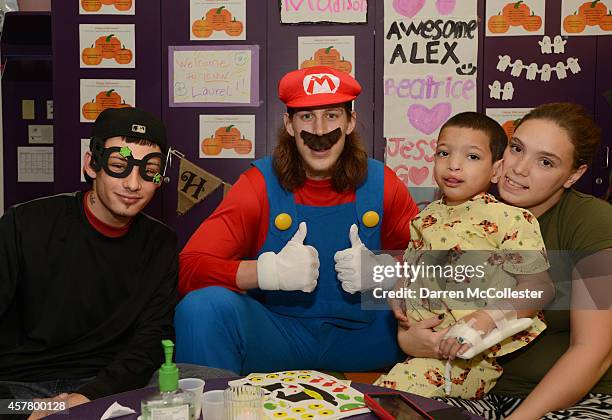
[175,66,419,374]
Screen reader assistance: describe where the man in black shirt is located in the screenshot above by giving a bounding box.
[0,108,194,416]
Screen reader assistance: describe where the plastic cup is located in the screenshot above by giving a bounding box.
[203,389,226,420]
[224,386,264,420]
[179,378,205,419]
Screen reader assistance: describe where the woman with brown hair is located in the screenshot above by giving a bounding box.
[175,66,419,374]
[398,103,612,419]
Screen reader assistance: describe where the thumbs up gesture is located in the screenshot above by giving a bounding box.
[257,222,320,292]
[334,224,398,294]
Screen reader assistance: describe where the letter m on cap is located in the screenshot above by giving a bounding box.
[303,73,340,95]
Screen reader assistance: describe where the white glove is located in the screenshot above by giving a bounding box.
[257,222,320,292]
[334,224,397,294]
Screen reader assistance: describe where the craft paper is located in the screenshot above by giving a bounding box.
[485,108,534,140]
[21,100,35,120]
[384,0,478,76]
[561,0,612,35]
[80,79,136,123]
[46,100,53,120]
[81,138,91,183]
[28,125,53,144]
[298,36,355,76]
[18,147,53,183]
[190,0,246,41]
[384,73,476,188]
[280,0,368,23]
[79,24,135,68]
[79,0,135,15]
[170,45,258,107]
[486,0,546,37]
[229,370,369,419]
[199,115,255,159]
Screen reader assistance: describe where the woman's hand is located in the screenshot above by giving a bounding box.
[397,315,449,358]
[439,311,496,360]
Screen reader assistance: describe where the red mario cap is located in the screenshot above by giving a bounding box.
[278,66,361,108]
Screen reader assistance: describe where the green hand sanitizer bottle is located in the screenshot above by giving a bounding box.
[141,340,196,420]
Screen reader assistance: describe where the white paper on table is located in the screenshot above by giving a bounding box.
[100,401,137,420]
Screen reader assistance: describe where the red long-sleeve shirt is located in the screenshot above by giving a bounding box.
[179,166,419,295]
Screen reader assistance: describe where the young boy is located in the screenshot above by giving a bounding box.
[375,112,554,398]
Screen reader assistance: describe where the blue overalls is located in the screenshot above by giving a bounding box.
[175,157,403,374]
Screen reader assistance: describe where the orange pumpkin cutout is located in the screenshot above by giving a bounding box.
[336,58,352,74]
[215,125,241,149]
[114,45,133,64]
[96,89,122,109]
[95,34,121,59]
[502,1,531,26]
[82,100,102,120]
[114,0,132,11]
[101,0,114,4]
[82,44,103,65]
[192,18,213,38]
[234,137,252,155]
[206,6,232,31]
[488,13,510,33]
[563,12,587,33]
[600,12,612,30]
[225,18,244,36]
[300,57,318,69]
[522,12,542,31]
[201,137,222,156]
[579,0,608,26]
[314,46,341,67]
[116,100,131,109]
[502,119,521,141]
[81,0,102,12]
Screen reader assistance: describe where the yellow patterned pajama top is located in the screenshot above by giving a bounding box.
[375,193,550,399]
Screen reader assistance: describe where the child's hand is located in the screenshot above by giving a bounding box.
[439,311,496,360]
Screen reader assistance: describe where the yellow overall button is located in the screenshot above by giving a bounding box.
[362,211,380,228]
[274,213,292,231]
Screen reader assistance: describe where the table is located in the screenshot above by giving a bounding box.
[46,378,483,419]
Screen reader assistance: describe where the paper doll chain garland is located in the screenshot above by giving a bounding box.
[496,55,581,82]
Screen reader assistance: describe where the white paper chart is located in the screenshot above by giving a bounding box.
[18,147,54,182]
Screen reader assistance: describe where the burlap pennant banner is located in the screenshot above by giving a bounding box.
[177,157,224,215]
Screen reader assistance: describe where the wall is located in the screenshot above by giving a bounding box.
[2,1,609,244]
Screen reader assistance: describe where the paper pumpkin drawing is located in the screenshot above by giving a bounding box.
[81,89,131,121]
[300,46,353,74]
[190,1,246,41]
[562,0,612,35]
[192,6,244,38]
[486,0,545,36]
[80,0,134,14]
[79,24,135,68]
[201,125,252,156]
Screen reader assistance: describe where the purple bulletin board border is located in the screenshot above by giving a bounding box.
[168,44,260,108]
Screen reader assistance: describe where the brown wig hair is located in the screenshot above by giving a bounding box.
[272,102,368,192]
[439,112,507,162]
[515,102,601,168]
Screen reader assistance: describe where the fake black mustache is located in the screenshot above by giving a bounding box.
[300,128,342,151]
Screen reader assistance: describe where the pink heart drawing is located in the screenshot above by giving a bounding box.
[393,0,425,18]
[407,103,452,135]
[435,0,456,15]
[409,166,429,186]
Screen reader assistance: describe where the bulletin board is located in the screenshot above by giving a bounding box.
[4,0,606,244]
